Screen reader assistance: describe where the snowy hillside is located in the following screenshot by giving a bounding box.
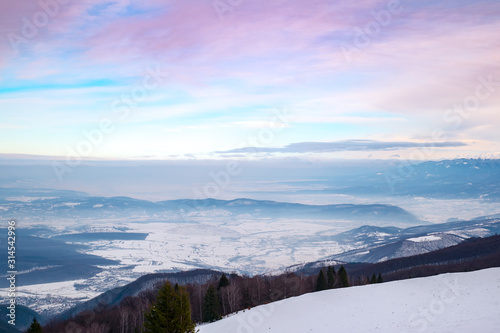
[198,268,500,333]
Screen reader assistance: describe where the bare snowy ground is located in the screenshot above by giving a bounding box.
[198,268,500,333]
[85,219,351,275]
[0,218,351,316]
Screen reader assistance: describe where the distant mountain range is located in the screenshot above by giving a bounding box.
[383,158,500,199]
[348,234,500,281]
[325,217,500,263]
[0,191,422,225]
[291,158,500,200]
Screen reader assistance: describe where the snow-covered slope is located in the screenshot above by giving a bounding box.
[198,268,500,333]
[329,218,500,263]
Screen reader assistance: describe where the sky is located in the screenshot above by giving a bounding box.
[1,0,500,162]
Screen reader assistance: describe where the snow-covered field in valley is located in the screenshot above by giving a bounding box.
[198,268,500,333]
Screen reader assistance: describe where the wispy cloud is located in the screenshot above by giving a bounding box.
[219,140,468,154]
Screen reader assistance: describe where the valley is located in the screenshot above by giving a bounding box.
[1,159,500,318]
[1,198,499,316]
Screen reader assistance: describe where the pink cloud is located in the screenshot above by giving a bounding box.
[2,0,499,116]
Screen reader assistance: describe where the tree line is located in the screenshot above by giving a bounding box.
[41,265,383,332]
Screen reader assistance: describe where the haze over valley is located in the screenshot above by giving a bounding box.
[1,0,500,331]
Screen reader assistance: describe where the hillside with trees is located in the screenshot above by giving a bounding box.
[39,234,500,332]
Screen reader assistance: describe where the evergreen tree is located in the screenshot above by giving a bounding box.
[327,266,336,289]
[26,318,43,333]
[316,270,327,291]
[218,273,230,289]
[377,273,383,284]
[143,281,196,333]
[203,285,221,323]
[177,285,195,331]
[370,274,377,284]
[338,265,349,287]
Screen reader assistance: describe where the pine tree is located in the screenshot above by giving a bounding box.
[370,274,377,284]
[377,273,383,284]
[26,318,43,333]
[143,281,196,333]
[203,285,221,323]
[327,266,336,289]
[218,273,230,289]
[338,265,349,287]
[316,270,327,291]
[176,285,195,331]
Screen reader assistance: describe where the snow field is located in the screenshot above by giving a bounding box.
[198,268,500,333]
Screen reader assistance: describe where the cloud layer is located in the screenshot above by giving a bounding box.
[219,140,468,154]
